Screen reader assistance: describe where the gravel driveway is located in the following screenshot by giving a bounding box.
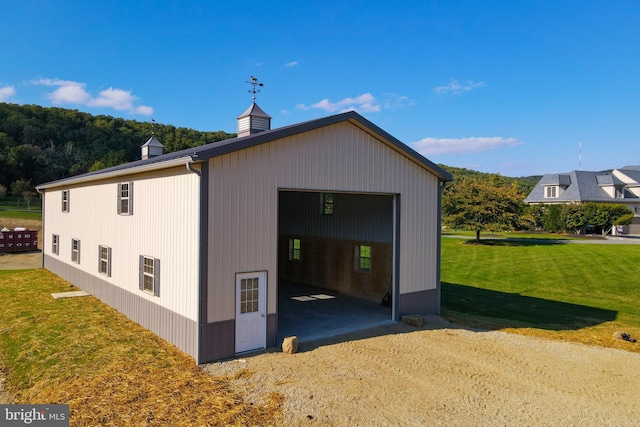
[207,317,640,426]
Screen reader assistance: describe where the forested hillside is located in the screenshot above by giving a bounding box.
[0,103,542,207]
[0,103,235,189]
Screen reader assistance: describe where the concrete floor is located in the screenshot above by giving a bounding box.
[277,282,393,344]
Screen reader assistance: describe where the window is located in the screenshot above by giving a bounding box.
[356,245,372,271]
[52,234,59,255]
[240,277,259,313]
[615,186,624,199]
[139,255,160,296]
[289,238,301,261]
[322,193,334,215]
[62,190,70,212]
[98,245,112,277]
[71,238,80,264]
[117,182,133,215]
[544,186,557,198]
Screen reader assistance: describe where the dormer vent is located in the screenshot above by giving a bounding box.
[141,136,164,160]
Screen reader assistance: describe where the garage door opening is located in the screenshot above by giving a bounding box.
[277,190,396,343]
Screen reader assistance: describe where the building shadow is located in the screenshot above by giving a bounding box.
[462,238,566,247]
[441,282,617,330]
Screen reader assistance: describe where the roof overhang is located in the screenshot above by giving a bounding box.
[36,156,197,190]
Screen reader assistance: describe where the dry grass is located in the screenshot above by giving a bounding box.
[441,309,640,353]
[0,269,283,426]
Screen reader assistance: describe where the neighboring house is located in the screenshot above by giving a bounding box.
[36,104,452,364]
[524,166,640,233]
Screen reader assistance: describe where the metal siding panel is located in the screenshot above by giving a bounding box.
[208,121,441,323]
[42,167,200,322]
[44,254,198,359]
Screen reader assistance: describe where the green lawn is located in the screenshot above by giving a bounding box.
[441,236,640,349]
[0,197,42,221]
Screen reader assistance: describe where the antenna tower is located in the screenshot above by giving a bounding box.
[579,140,582,171]
[246,75,264,102]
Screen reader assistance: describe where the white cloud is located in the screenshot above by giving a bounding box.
[135,105,154,115]
[383,92,415,109]
[411,136,523,156]
[31,78,153,115]
[0,85,16,101]
[89,87,137,111]
[433,79,487,95]
[285,61,298,67]
[298,93,381,114]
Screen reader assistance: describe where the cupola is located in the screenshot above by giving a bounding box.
[237,75,271,137]
[141,135,164,160]
[237,102,271,137]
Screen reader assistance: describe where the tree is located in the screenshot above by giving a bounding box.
[442,175,525,242]
[11,179,32,207]
[560,203,587,234]
[0,184,7,198]
[519,203,545,231]
[583,203,633,235]
[22,190,37,211]
[542,204,563,233]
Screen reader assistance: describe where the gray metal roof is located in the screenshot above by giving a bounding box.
[538,173,571,186]
[141,135,164,148]
[617,167,640,185]
[37,111,452,189]
[525,169,639,203]
[237,102,272,119]
[595,173,625,186]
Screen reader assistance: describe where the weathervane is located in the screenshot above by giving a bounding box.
[151,118,157,135]
[246,75,264,102]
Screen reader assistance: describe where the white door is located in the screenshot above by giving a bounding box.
[235,271,267,353]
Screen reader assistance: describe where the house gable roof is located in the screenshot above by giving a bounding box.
[37,111,452,190]
[616,167,640,186]
[525,169,639,203]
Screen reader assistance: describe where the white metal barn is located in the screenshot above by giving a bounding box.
[36,105,452,363]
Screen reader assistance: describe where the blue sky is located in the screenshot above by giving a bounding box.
[2,1,639,177]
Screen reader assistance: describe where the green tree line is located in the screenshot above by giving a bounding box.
[0,103,235,189]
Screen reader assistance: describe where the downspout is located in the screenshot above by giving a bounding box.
[186,154,202,176]
[184,152,206,362]
[36,187,45,268]
[436,179,450,316]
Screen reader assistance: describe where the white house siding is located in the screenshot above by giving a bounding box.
[207,121,440,323]
[43,166,201,322]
